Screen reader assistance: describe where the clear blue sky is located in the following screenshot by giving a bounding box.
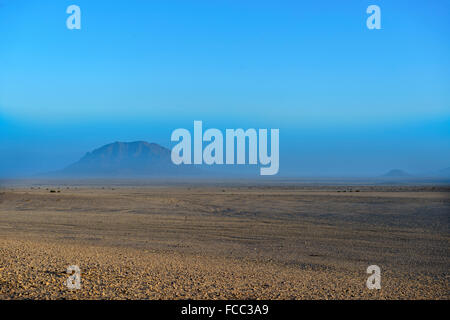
[1,0,449,177]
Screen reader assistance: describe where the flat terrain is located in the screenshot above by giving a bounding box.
[0,183,448,299]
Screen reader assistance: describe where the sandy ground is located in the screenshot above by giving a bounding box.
[0,184,448,299]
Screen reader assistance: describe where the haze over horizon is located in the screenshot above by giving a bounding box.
[1,1,449,178]
[1,136,448,179]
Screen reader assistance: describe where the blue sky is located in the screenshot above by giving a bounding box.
[0,0,449,177]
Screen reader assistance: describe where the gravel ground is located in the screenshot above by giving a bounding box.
[0,238,447,299]
[0,185,448,299]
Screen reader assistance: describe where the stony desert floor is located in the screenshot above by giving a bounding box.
[0,182,448,299]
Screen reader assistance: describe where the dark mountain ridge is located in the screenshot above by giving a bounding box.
[61,141,183,176]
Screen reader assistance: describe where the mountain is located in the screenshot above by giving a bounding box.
[382,169,411,177]
[54,140,261,178]
[60,141,187,177]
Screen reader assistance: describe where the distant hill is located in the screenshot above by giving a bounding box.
[51,140,261,178]
[60,141,189,177]
[382,169,411,177]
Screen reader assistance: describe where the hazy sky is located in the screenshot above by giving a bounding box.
[1,0,449,177]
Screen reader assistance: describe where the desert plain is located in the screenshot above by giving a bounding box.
[0,181,448,299]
